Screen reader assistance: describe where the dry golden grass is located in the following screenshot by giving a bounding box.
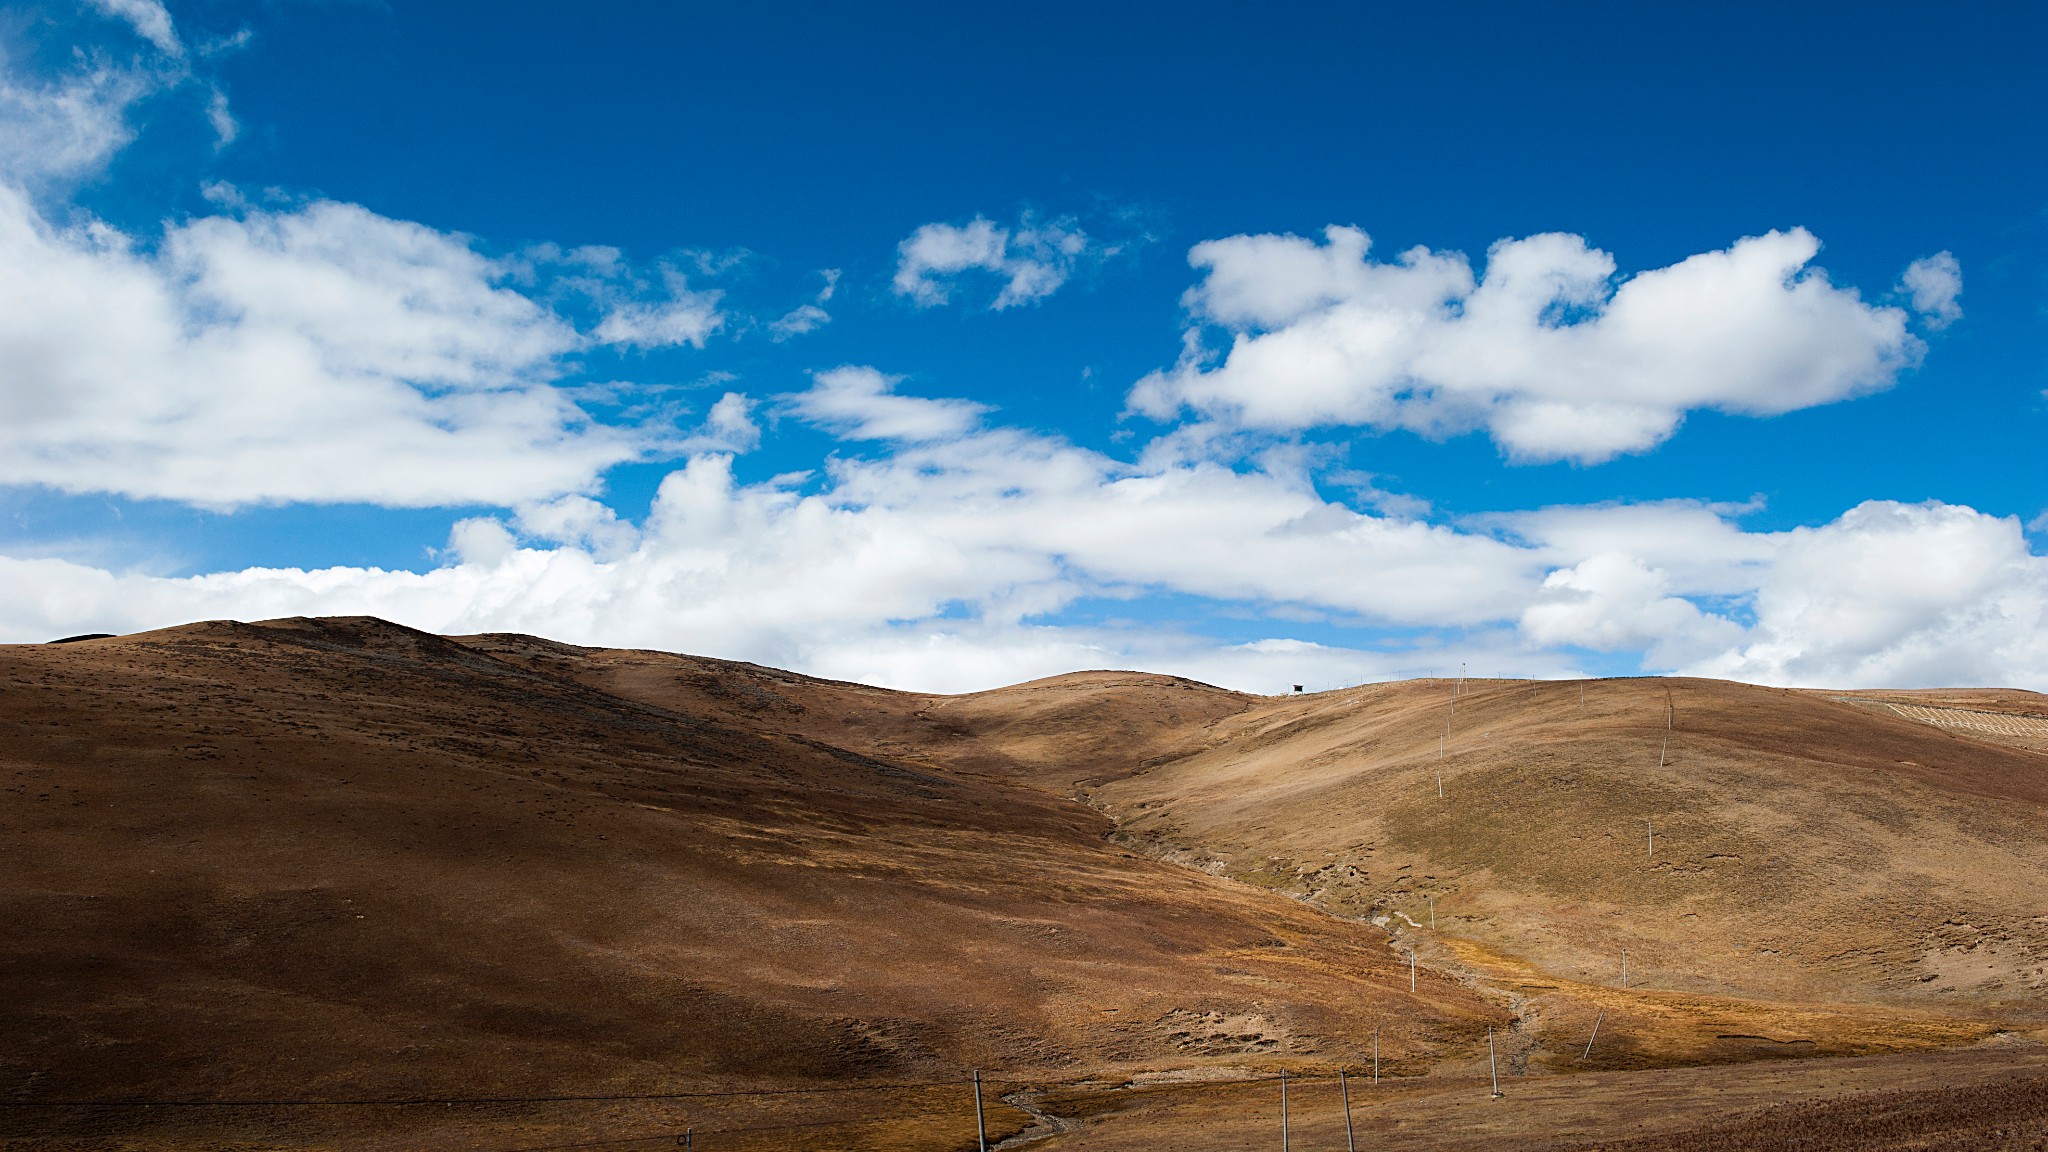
[5,620,2046,1149]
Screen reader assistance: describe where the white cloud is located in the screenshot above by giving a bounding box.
[763,269,839,340]
[681,391,761,454]
[0,188,657,507]
[767,303,830,340]
[0,0,206,185]
[1,387,2043,693]
[0,18,2025,694]
[86,0,184,57]
[0,18,728,509]
[1493,499,1776,596]
[1132,226,1923,463]
[589,267,724,349]
[0,432,1552,690]
[893,212,1093,309]
[1687,501,2048,688]
[1519,552,1747,668]
[1900,251,1962,329]
[205,87,236,146]
[0,57,152,182]
[781,366,991,442]
[512,496,640,561]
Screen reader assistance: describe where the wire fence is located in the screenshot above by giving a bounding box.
[3,1067,1432,1152]
[2,1073,1058,1108]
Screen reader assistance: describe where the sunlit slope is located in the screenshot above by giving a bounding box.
[0,618,1490,1104]
[1088,676,2048,1049]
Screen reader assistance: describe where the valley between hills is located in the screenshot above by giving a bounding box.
[4,616,2046,1150]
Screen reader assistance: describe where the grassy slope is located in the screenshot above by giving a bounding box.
[7,619,2048,1148]
[1084,676,2048,1068]
[0,618,1489,1108]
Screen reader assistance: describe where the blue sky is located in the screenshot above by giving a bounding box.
[0,0,2043,691]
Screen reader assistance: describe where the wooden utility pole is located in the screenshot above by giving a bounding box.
[1488,1027,1503,1098]
[1581,1010,1604,1060]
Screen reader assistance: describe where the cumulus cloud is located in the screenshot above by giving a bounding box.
[512,496,640,561]
[1519,553,1747,668]
[0,16,733,508]
[1688,501,2048,688]
[1900,251,1962,329]
[0,188,688,507]
[681,391,761,454]
[893,212,1094,309]
[1,380,2042,692]
[0,17,2023,693]
[0,427,1548,689]
[1132,226,1926,463]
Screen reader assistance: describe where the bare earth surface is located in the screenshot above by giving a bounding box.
[3,618,2045,1150]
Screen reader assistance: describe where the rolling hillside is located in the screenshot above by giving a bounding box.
[4,617,2046,1149]
[1,617,1484,1148]
[1085,675,2048,1070]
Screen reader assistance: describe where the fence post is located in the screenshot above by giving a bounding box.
[1280,1068,1290,1152]
[1340,1069,1356,1152]
[974,1070,987,1152]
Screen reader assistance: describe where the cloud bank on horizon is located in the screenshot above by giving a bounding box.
[1,1,2042,695]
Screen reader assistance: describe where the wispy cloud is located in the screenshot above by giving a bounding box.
[85,0,184,57]
[205,87,237,146]
[766,268,840,340]
[780,366,989,442]
[893,211,1097,309]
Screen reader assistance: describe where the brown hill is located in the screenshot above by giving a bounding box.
[1,617,1486,1147]
[4,619,2046,1150]
[1086,675,2048,1071]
